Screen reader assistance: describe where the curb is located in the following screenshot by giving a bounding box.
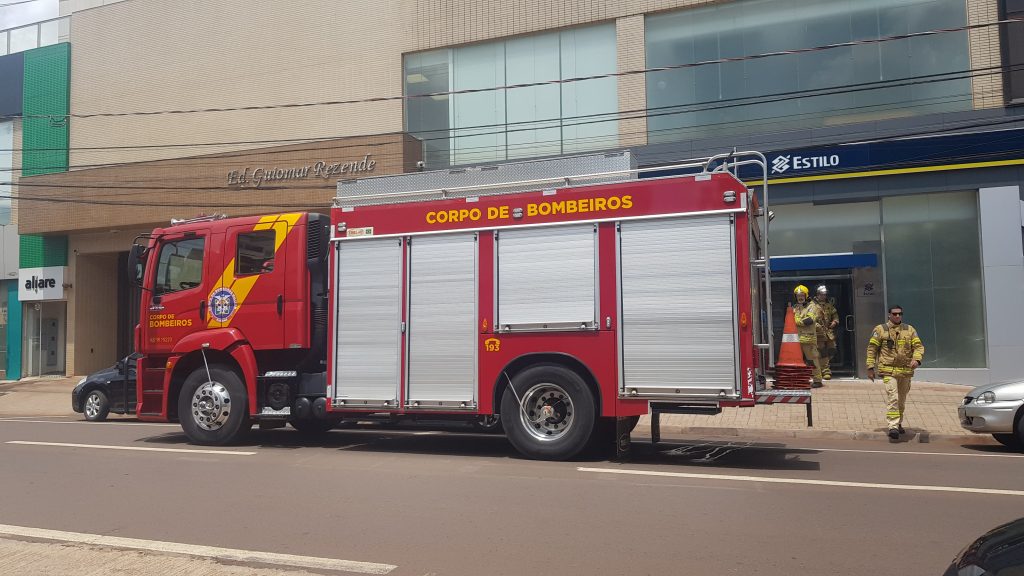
[632,424,987,444]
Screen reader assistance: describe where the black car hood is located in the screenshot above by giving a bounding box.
[949,517,1024,575]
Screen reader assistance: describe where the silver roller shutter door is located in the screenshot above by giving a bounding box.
[408,233,477,405]
[498,224,596,327]
[619,216,737,396]
[333,238,402,405]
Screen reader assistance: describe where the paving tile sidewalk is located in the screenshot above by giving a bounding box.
[637,378,980,442]
[0,375,986,443]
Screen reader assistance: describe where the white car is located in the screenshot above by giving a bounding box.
[958,379,1024,449]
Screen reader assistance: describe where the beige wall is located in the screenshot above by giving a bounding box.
[67,0,727,169]
[68,250,119,375]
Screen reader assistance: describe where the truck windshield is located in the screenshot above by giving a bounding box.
[154,237,206,295]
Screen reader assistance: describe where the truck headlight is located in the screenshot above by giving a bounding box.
[976,391,996,405]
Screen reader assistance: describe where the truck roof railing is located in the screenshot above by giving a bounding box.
[169,214,228,226]
[336,152,638,209]
[333,150,758,209]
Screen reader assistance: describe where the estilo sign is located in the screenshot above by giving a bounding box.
[18,266,67,301]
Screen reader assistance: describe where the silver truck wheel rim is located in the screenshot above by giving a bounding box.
[85,394,102,418]
[191,382,232,431]
[519,383,574,442]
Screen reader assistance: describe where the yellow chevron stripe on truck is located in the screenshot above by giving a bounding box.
[207,213,302,328]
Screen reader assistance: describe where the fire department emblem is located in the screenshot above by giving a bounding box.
[209,287,237,322]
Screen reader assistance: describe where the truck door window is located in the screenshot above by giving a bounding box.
[236,230,276,275]
[154,237,205,295]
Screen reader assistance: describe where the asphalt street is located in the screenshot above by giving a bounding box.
[1,417,1022,575]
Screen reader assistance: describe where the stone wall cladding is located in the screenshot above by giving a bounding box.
[967,0,1004,109]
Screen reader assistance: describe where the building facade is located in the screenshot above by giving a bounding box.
[5,0,1023,384]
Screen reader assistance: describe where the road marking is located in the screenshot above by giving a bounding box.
[784,445,1024,459]
[0,418,179,427]
[662,441,1024,459]
[0,524,396,574]
[6,441,255,456]
[578,467,1024,497]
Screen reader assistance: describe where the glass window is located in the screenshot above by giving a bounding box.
[404,49,451,168]
[1006,0,1024,103]
[768,200,880,257]
[645,0,971,144]
[882,191,985,368]
[404,23,617,168]
[235,230,276,275]
[39,20,58,47]
[0,122,12,226]
[154,238,206,295]
[8,25,38,54]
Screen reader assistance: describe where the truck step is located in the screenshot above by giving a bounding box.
[755,390,813,427]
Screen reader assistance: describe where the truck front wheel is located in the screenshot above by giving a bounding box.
[501,364,595,461]
[179,365,251,445]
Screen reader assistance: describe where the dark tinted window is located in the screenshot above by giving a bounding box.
[154,237,205,295]
[236,230,276,275]
[1006,0,1024,103]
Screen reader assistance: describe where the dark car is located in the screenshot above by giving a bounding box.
[945,517,1024,575]
[72,356,137,422]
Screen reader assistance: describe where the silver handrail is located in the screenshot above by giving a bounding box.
[335,157,717,205]
[704,151,774,369]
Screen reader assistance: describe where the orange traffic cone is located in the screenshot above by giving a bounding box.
[773,305,813,390]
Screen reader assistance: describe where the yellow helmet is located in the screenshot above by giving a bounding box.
[793,284,809,296]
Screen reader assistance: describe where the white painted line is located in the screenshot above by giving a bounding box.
[0,418,179,427]
[6,441,255,456]
[0,524,396,574]
[578,467,1024,497]
[664,441,1024,459]
[786,446,1024,459]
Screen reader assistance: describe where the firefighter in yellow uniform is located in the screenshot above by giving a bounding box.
[815,285,839,380]
[792,285,824,388]
[866,305,925,440]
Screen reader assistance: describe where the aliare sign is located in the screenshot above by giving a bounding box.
[227,154,377,189]
[18,266,66,301]
[25,276,57,290]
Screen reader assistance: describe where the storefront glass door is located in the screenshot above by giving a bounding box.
[23,301,66,377]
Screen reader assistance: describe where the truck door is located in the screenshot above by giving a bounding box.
[618,215,739,398]
[211,220,291,350]
[142,232,211,356]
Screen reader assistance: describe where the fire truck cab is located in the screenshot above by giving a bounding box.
[132,151,781,461]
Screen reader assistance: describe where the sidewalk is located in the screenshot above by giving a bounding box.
[638,378,981,443]
[0,376,86,419]
[0,375,985,443]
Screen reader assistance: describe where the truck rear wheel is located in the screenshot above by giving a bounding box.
[501,364,595,461]
[179,365,250,446]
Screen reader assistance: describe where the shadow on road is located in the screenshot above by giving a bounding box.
[957,442,1023,454]
[137,426,823,470]
[628,439,822,471]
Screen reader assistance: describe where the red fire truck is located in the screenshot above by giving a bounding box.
[131,151,794,460]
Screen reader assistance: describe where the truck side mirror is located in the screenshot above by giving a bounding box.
[128,244,146,287]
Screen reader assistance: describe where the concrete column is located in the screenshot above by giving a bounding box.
[967,0,1003,109]
[616,14,647,149]
[980,185,1024,384]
